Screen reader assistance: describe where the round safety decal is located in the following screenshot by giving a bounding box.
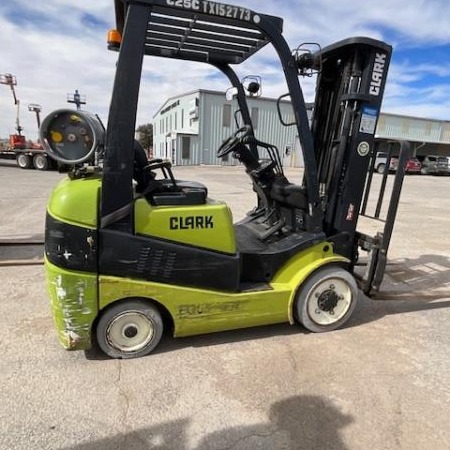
[357,141,370,157]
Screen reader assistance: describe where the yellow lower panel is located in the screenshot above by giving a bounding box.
[99,276,291,337]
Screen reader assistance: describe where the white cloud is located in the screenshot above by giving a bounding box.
[1,0,450,141]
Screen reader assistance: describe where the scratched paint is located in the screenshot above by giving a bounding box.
[46,259,98,350]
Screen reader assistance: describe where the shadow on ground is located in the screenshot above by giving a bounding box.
[350,253,450,328]
[62,394,352,450]
[375,253,450,300]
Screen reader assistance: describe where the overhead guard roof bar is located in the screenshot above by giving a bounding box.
[113,0,282,64]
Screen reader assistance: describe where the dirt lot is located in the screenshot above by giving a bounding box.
[1,160,449,450]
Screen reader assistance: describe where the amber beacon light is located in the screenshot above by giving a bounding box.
[107,29,122,50]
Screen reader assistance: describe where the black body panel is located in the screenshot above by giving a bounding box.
[45,214,98,273]
[98,229,241,292]
[235,222,325,282]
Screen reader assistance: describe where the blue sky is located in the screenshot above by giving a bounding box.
[1,0,450,140]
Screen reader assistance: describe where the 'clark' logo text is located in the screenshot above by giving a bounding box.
[369,53,386,96]
[170,215,214,230]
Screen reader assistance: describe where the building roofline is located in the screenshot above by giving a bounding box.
[153,89,201,118]
[154,90,449,125]
[380,111,450,125]
[153,89,304,118]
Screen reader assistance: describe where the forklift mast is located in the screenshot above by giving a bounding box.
[310,38,392,260]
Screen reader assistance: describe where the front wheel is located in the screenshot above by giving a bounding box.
[295,266,358,333]
[96,299,164,359]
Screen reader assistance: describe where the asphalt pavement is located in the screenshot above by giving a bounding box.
[1,159,449,450]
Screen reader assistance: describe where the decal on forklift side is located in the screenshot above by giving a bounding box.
[178,301,242,317]
[359,106,378,135]
[369,53,387,96]
[165,0,252,21]
[169,215,214,230]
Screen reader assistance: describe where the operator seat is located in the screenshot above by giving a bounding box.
[133,140,207,206]
[270,177,308,210]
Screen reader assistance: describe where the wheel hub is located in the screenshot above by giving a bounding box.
[106,311,154,352]
[123,324,139,338]
[317,289,340,313]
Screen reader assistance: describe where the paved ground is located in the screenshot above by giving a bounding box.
[1,159,449,450]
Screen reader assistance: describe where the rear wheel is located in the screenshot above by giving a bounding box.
[33,154,50,171]
[16,153,32,169]
[96,299,164,359]
[295,266,358,333]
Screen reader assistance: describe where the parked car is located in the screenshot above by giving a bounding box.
[389,156,422,174]
[373,152,421,175]
[374,152,389,174]
[420,155,450,175]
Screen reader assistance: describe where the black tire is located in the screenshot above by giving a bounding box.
[16,153,32,169]
[295,266,358,333]
[376,163,385,174]
[33,154,50,171]
[96,299,163,359]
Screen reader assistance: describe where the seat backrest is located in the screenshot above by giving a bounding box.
[152,188,207,206]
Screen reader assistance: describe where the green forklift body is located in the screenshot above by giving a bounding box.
[41,0,398,358]
[45,178,347,350]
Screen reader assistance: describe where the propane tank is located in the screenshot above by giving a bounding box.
[40,109,105,164]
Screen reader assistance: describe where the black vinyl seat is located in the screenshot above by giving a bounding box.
[133,141,207,206]
[152,180,207,206]
[270,178,308,210]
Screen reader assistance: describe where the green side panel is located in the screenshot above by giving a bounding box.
[99,276,291,337]
[134,198,236,254]
[45,259,98,350]
[47,176,101,228]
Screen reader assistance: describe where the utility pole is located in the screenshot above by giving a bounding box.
[28,103,42,130]
[67,89,86,110]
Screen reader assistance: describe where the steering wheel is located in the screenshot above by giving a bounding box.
[217,125,252,158]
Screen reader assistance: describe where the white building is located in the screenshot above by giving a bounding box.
[153,89,450,166]
[153,89,309,167]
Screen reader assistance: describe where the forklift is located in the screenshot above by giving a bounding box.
[41,0,408,359]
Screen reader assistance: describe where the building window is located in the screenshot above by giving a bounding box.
[251,107,259,129]
[182,136,191,159]
[181,109,184,128]
[170,115,172,130]
[223,104,232,127]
